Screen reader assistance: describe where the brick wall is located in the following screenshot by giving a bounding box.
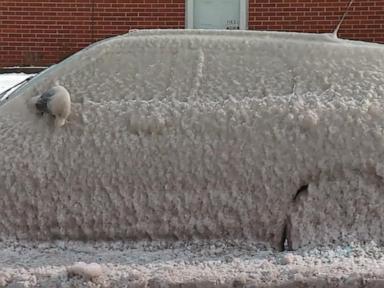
[249,0,384,43]
[0,0,383,67]
[0,0,185,67]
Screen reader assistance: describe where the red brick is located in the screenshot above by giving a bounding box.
[0,0,383,67]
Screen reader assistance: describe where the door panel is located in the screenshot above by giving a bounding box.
[193,0,240,29]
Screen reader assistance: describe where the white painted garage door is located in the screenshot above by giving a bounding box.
[186,0,248,30]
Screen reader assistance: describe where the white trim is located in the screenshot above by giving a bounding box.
[185,0,248,30]
[239,0,248,30]
[185,0,194,29]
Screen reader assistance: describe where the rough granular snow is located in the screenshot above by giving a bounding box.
[0,240,384,287]
[67,262,103,281]
[1,30,384,284]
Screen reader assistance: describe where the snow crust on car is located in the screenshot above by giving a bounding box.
[1,30,384,249]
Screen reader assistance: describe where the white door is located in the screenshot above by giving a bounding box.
[194,0,239,29]
[186,0,248,30]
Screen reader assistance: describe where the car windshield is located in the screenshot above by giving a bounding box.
[0,74,36,104]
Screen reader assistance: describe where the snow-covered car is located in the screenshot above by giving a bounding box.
[1,30,384,250]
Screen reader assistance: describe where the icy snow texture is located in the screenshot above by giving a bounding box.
[66,262,103,280]
[1,240,384,287]
[1,30,384,249]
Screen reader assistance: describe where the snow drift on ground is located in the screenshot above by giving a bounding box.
[1,240,384,287]
[1,30,384,257]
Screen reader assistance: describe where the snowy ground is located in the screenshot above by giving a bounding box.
[0,240,384,287]
[0,73,35,101]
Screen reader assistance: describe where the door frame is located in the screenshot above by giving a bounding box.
[185,0,248,30]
